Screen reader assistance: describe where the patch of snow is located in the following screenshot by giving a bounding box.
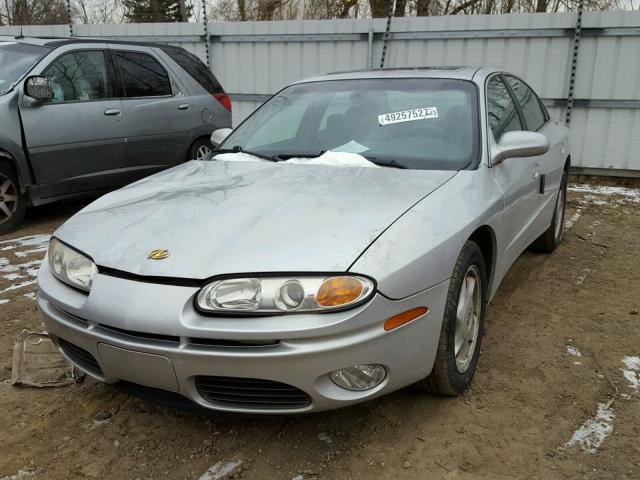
[0,234,51,248]
[565,403,614,454]
[286,151,378,168]
[0,299,9,305]
[317,432,333,444]
[0,280,36,294]
[213,152,269,163]
[0,469,36,480]
[199,461,242,480]
[2,273,23,281]
[567,346,582,357]
[15,247,48,258]
[621,356,640,394]
[574,361,582,366]
[568,184,640,203]
[23,292,36,301]
[564,209,582,229]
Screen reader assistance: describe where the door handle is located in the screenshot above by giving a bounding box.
[178,103,190,110]
[104,109,120,116]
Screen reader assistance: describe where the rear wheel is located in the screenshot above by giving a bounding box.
[415,241,486,395]
[188,137,214,161]
[0,161,26,235]
[531,169,568,253]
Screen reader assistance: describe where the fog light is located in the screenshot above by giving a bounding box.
[329,364,386,391]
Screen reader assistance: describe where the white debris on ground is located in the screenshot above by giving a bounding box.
[0,234,50,305]
[198,461,243,480]
[564,209,582,229]
[565,403,615,454]
[566,346,582,357]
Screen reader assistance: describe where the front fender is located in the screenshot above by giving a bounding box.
[349,168,503,300]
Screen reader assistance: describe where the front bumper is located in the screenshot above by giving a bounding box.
[38,262,449,413]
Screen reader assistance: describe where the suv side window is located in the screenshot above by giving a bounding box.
[504,75,548,131]
[114,51,172,98]
[487,76,523,141]
[42,50,111,103]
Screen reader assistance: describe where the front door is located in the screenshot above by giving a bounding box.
[486,75,543,264]
[20,46,125,198]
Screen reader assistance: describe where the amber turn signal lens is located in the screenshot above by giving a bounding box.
[317,276,364,307]
[384,307,429,331]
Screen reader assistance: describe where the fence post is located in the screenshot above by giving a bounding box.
[367,26,374,69]
[565,0,584,126]
[379,0,396,68]
[202,0,211,69]
[66,0,73,37]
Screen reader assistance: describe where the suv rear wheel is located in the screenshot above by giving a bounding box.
[0,161,26,235]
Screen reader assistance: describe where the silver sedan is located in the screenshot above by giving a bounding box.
[38,67,569,413]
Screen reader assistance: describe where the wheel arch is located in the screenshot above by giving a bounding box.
[468,225,497,298]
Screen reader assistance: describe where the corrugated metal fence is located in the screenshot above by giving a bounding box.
[2,11,640,175]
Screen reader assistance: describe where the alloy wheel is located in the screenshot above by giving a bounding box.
[195,144,213,160]
[0,173,18,225]
[454,265,481,373]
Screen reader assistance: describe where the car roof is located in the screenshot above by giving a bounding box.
[294,66,490,84]
[0,35,178,49]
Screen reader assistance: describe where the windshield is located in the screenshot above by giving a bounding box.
[221,78,480,170]
[0,42,49,95]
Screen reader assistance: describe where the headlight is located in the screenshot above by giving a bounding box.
[48,238,97,292]
[196,275,374,315]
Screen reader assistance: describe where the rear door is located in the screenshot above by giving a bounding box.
[110,46,191,177]
[20,45,125,197]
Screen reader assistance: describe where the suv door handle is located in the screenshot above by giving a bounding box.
[104,109,121,116]
[178,103,190,110]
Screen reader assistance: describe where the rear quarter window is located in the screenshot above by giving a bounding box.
[161,47,223,94]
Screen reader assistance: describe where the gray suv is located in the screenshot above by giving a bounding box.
[0,36,232,234]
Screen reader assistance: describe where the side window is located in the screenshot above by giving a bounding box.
[486,76,523,141]
[42,50,111,103]
[505,76,547,131]
[114,51,172,98]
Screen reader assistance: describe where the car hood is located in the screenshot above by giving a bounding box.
[55,161,456,279]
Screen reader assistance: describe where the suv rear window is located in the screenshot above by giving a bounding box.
[161,47,223,94]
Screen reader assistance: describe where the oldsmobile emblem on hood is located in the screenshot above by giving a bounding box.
[147,249,170,260]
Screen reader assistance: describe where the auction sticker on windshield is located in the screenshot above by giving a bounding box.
[378,107,438,126]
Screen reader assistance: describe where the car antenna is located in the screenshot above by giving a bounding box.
[15,27,24,39]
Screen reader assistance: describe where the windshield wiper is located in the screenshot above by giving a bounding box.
[211,145,277,162]
[273,151,326,160]
[367,158,408,169]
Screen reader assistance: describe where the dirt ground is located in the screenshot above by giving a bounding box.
[1,184,640,480]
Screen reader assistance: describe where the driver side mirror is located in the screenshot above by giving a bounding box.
[25,76,53,104]
[491,131,549,164]
[210,128,232,147]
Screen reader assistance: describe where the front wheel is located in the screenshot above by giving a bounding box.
[415,241,487,395]
[0,161,26,235]
[188,137,214,161]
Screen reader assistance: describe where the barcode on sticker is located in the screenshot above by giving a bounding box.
[378,107,438,126]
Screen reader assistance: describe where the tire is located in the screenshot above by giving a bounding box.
[188,137,214,161]
[415,241,487,395]
[531,169,568,253]
[0,161,26,235]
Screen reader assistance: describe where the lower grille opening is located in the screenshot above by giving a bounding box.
[57,338,103,376]
[96,324,180,345]
[189,338,279,348]
[195,376,311,410]
[112,382,200,410]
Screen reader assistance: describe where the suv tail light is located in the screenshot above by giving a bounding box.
[213,93,232,112]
